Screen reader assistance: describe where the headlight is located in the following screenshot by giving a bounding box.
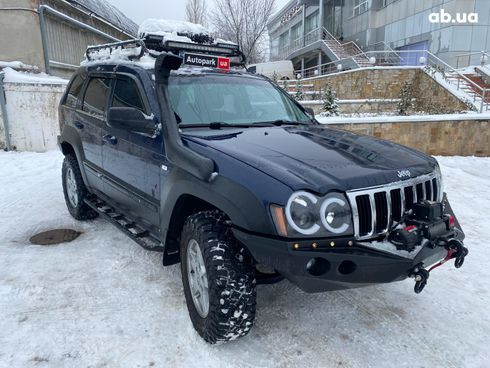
[271,191,353,237]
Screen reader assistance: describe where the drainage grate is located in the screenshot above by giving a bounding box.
[29,229,82,246]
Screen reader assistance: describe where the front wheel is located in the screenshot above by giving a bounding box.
[180,211,256,343]
[62,154,98,221]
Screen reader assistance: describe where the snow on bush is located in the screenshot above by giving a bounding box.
[294,80,304,101]
[319,84,339,117]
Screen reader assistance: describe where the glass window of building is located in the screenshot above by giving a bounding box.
[305,12,319,33]
[291,22,302,42]
[279,31,289,51]
[353,0,368,16]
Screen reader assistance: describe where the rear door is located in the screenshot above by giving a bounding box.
[101,74,163,232]
[76,76,111,194]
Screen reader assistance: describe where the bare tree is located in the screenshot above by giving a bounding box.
[210,0,276,64]
[185,0,207,25]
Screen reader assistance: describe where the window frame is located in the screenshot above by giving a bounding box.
[62,73,86,109]
[353,0,368,16]
[109,73,151,119]
[80,75,112,118]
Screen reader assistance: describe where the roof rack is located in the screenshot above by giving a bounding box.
[86,39,147,61]
[85,35,246,66]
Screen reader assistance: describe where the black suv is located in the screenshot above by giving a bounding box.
[58,39,467,343]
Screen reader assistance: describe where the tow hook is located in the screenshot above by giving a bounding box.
[409,265,430,294]
[447,238,469,268]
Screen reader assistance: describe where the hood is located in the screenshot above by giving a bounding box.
[183,125,437,194]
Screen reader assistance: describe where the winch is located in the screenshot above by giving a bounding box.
[388,200,468,293]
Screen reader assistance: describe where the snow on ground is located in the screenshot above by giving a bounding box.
[317,112,488,124]
[1,151,489,368]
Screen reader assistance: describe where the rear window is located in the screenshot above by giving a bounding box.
[82,77,111,117]
[64,74,84,108]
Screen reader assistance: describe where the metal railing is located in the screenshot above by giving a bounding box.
[274,27,369,66]
[39,5,123,75]
[455,51,490,69]
[295,50,490,112]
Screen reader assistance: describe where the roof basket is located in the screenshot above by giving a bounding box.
[85,36,246,66]
[86,39,147,61]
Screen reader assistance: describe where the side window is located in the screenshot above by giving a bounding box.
[82,77,111,117]
[111,77,145,112]
[64,74,84,108]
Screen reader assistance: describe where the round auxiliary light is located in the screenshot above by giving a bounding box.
[419,56,427,65]
[369,57,376,65]
[285,191,321,235]
[337,63,343,71]
[320,197,350,234]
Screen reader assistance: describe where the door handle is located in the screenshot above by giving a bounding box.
[102,134,118,145]
[74,122,84,130]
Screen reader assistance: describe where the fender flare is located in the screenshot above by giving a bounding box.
[58,125,88,185]
[160,167,275,239]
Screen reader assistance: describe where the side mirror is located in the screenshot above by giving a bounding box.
[107,107,156,135]
[305,107,315,118]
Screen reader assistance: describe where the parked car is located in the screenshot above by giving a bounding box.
[57,38,468,344]
[247,60,294,80]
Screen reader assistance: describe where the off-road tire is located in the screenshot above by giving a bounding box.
[62,154,98,221]
[180,210,257,343]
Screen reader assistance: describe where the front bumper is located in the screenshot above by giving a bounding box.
[233,198,465,293]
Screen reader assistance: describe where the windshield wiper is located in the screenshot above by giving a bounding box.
[179,122,254,129]
[254,120,311,127]
[179,120,311,130]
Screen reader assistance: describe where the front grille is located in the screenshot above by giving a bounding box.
[346,172,441,240]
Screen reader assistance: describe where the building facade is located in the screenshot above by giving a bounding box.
[268,0,490,73]
[0,0,138,78]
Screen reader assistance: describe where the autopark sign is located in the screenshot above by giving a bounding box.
[183,53,230,70]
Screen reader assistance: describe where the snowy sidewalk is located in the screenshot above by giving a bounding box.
[0,151,489,368]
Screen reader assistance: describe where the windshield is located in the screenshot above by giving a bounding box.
[167,74,311,127]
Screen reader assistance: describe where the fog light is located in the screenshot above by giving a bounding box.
[312,242,318,249]
[348,240,354,246]
[306,257,331,276]
[293,243,300,250]
[330,241,335,247]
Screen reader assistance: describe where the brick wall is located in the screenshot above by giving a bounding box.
[326,119,490,156]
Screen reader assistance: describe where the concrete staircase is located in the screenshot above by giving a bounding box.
[281,80,400,115]
[445,68,490,108]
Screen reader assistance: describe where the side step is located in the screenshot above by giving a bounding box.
[84,196,164,252]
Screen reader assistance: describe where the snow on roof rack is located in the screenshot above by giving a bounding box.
[85,39,147,62]
[84,36,246,67]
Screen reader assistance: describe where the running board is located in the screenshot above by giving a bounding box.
[84,196,164,252]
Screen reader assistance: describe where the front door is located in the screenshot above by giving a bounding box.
[101,75,163,233]
[77,76,111,194]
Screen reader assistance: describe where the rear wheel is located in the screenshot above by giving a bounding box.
[62,154,98,221]
[180,211,256,343]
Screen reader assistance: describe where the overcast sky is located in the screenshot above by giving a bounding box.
[106,0,291,25]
